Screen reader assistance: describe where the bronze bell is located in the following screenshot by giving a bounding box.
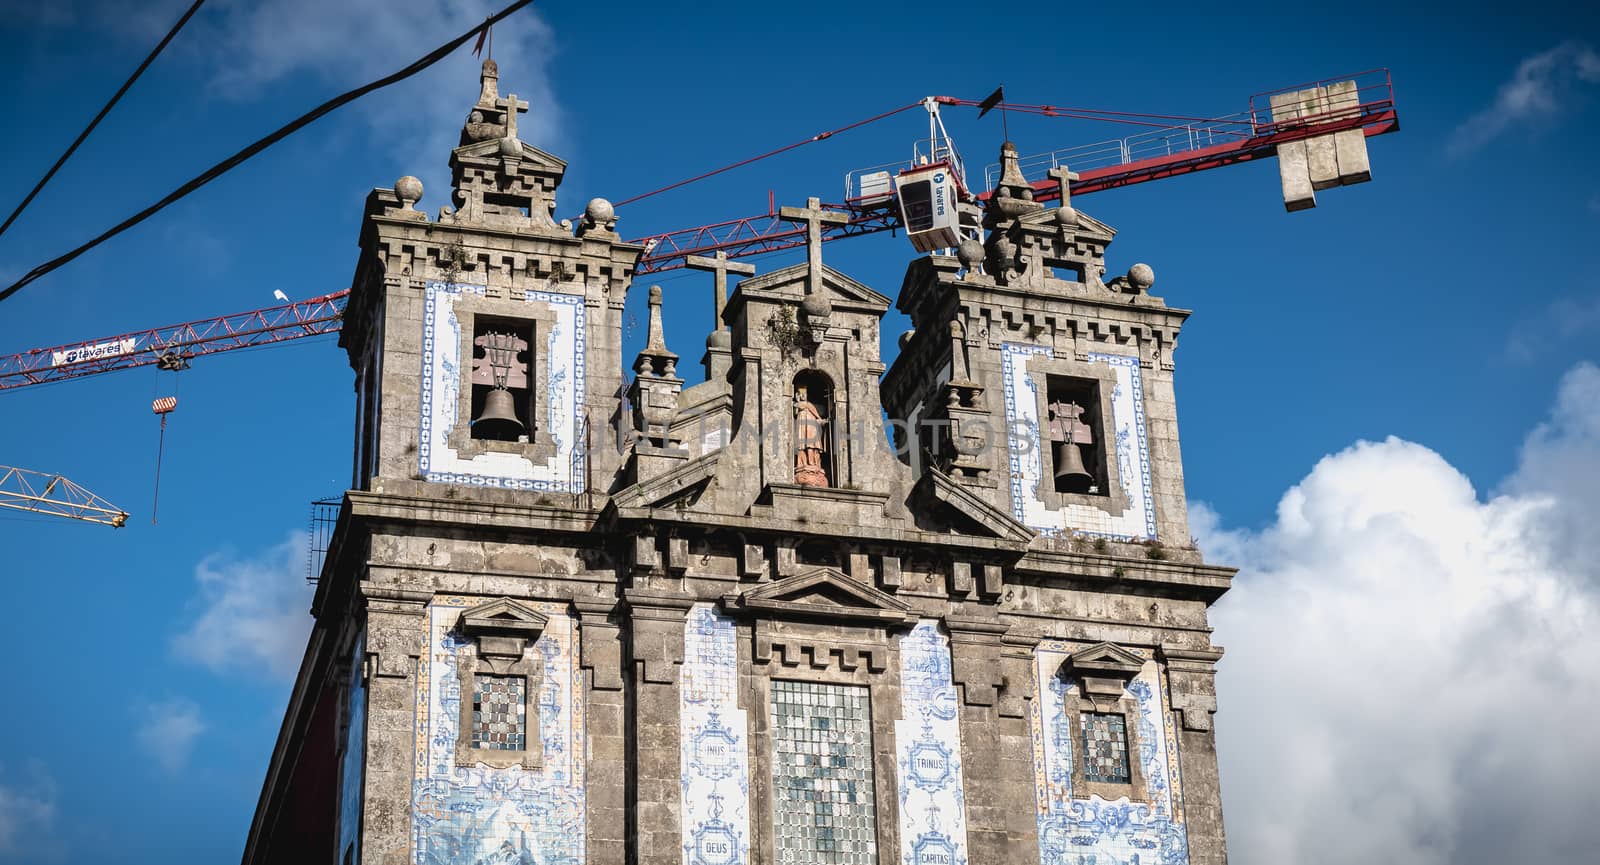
[473,386,525,439]
[1053,440,1094,492]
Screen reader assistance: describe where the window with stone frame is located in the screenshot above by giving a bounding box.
[769,679,879,865]
[1060,643,1148,802]
[453,599,546,770]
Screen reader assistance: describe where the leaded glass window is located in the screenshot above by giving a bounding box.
[471,674,527,751]
[1079,711,1131,784]
[770,680,878,865]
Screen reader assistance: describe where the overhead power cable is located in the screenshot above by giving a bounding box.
[0,0,535,306]
[611,101,925,209]
[0,0,208,240]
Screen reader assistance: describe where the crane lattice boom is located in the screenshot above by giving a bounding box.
[0,465,128,527]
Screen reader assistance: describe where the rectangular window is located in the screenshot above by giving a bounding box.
[1079,711,1131,784]
[770,680,878,865]
[471,674,527,751]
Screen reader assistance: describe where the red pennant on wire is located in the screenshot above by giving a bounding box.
[472,25,489,57]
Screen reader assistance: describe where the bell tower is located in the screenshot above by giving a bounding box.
[244,62,1234,865]
[883,145,1191,545]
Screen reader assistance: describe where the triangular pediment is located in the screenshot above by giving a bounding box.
[730,567,912,625]
[1016,206,1117,241]
[457,598,549,638]
[733,263,891,313]
[1066,642,1145,677]
[914,470,1035,543]
[451,138,568,171]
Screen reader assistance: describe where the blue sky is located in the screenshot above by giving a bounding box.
[0,1,1596,862]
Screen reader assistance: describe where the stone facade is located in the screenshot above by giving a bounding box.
[241,62,1236,865]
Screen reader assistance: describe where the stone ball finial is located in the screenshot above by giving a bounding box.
[649,284,663,304]
[801,292,832,319]
[957,238,985,270]
[707,329,732,351]
[394,175,423,209]
[499,136,521,156]
[482,58,499,77]
[1057,205,1079,227]
[1128,263,1155,292]
[586,197,615,225]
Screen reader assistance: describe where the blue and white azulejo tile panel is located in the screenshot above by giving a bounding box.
[419,281,588,491]
[999,343,1157,541]
[896,622,970,865]
[1029,642,1188,865]
[681,604,751,865]
[411,598,586,865]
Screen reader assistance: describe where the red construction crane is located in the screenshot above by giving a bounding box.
[0,70,1398,392]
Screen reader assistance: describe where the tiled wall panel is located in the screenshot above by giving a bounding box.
[1001,344,1156,540]
[895,622,970,865]
[681,604,752,865]
[419,282,587,491]
[1030,642,1187,865]
[411,598,585,865]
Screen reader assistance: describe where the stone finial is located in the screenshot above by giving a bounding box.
[957,237,985,273]
[478,58,500,107]
[646,285,668,351]
[986,142,1044,227]
[394,176,423,210]
[634,285,678,377]
[1108,263,1156,295]
[1128,263,1155,291]
[578,198,617,236]
[949,319,970,382]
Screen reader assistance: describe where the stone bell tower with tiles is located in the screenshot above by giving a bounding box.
[242,62,1237,865]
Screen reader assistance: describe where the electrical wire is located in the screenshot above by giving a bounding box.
[0,0,208,240]
[0,0,535,306]
[611,101,925,209]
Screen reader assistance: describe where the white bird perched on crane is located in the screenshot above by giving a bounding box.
[273,289,290,304]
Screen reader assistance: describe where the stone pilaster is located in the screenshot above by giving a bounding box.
[1162,645,1228,865]
[624,589,693,865]
[359,584,431,865]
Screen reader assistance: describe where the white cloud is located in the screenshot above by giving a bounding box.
[0,766,55,855]
[172,531,314,679]
[1202,361,1600,865]
[135,699,207,774]
[200,0,562,199]
[1451,41,1600,155]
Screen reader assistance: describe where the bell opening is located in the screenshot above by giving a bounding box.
[1046,376,1104,496]
[470,316,535,443]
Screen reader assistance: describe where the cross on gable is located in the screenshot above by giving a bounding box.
[498,92,529,140]
[778,196,848,297]
[686,251,756,332]
[1047,166,1080,208]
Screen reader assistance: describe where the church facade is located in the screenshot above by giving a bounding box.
[242,62,1235,865]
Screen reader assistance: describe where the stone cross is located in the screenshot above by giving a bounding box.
[778,196,848,297]
[498,92,529,140]
[686,252,756,333]
[1047,166,1081,208]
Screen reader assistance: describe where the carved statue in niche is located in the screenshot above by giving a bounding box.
[793,385,830,487]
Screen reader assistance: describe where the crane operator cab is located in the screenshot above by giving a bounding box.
[895,160,965,252]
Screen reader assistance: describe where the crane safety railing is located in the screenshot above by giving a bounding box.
[983,68,1395,193]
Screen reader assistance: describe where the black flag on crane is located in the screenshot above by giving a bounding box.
[977,85,1005,118]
